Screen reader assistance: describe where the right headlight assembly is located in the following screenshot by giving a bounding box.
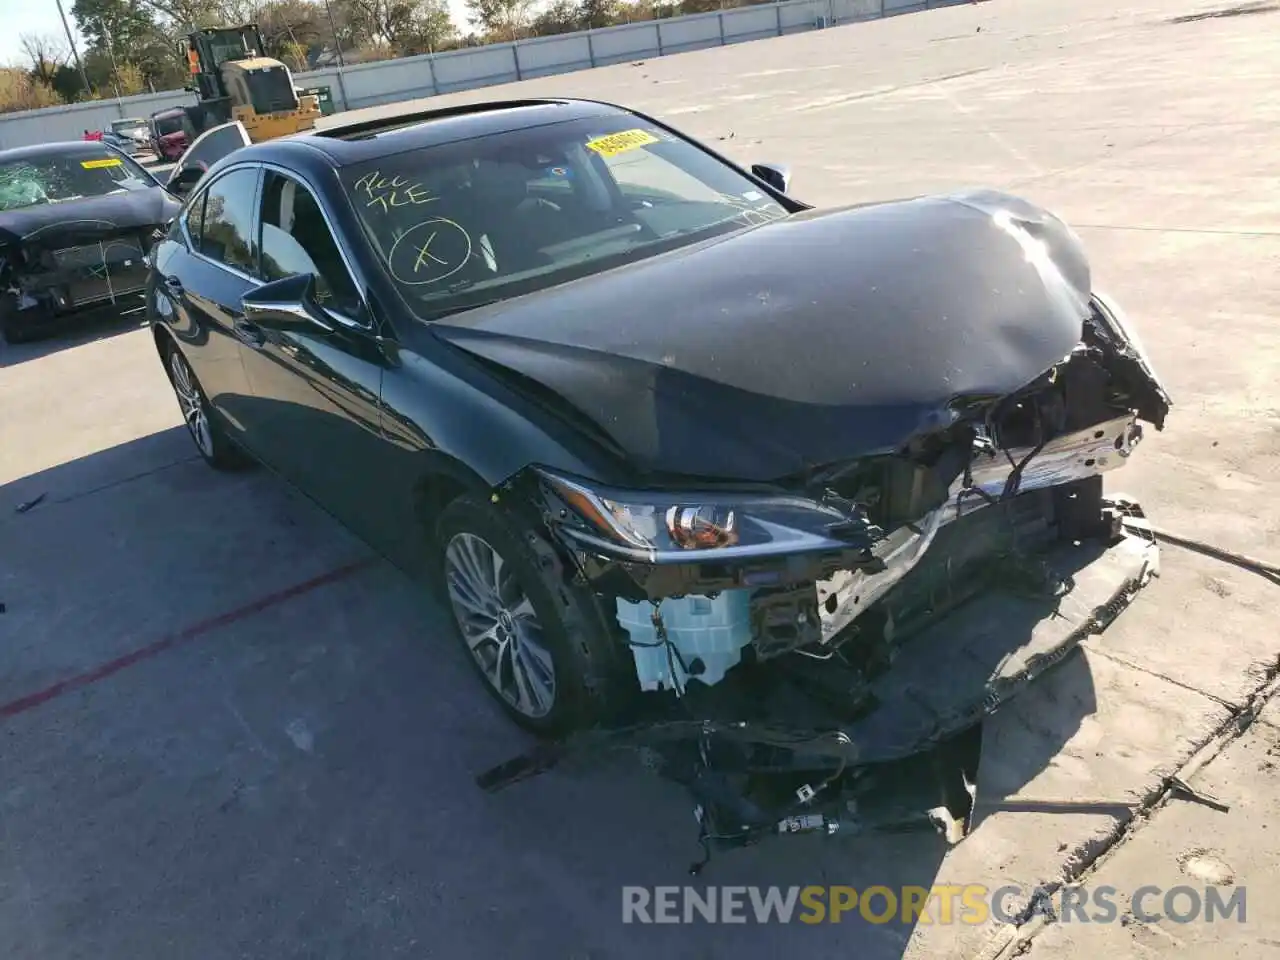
[535,468,877,564]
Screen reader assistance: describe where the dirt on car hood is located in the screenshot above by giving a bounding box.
[433,188,1095,481]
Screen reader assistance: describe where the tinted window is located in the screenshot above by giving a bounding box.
[197,168,259,272]
[339,114,789,321]
[259,171,360,314]
[182,190,206,242]
[177,122,252,181]
[0,150,155,212]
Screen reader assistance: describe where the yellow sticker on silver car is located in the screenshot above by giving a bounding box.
[81,157,123,169]
[585,129,660,158]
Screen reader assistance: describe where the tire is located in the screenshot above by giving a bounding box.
[162,339,250,470]
[0,297,34,345]
[435,493,633,736]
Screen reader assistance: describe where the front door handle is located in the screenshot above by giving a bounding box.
[233,318,266,348]
[163,275,184,297]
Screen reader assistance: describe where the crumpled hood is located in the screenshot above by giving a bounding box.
[433,189,1094,482]
[0,186,178,247]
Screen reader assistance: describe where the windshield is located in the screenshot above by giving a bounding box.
[0,151,154,212]
[243,65,298,114]
[155,115,186,137]
[340,114,789,321]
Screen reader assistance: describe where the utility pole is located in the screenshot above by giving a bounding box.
[54,0,92,97]
[321,0,347,68]
[320,0,350,110]
[102,24,125,109]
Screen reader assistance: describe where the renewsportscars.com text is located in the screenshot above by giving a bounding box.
[621,884,1247,925]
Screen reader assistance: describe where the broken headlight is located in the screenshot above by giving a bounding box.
[536,468,877,563]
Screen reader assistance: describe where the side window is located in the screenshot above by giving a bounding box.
[198,167,259,273]
[258,171,360,314]
[181,189,206,244]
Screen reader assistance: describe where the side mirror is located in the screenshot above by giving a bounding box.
[240,273,334,334]
[751,162,792,194]
[166,166,204,198]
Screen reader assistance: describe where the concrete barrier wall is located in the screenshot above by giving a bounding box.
[0,0,956,148]
[0,90,196,149]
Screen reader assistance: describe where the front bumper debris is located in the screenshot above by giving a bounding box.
[478,494,1160,868]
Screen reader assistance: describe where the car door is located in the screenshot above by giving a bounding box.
[153,165,263,451]
[166,121,252,193]
[235,167,401,550]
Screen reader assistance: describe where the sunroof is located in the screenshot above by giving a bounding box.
[314,99,570,141]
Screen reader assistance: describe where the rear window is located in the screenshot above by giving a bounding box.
[0,151,154,212]
[339,114,789,321]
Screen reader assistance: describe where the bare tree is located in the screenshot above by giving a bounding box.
[19,34,69,86]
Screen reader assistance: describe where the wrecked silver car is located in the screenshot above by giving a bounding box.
[147,101,1172,861]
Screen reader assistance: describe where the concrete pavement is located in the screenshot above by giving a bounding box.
[2,0,1279,957]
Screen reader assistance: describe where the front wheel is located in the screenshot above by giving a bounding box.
[0,296,34,345]
[435,494,633,735]
[164,341,249,470]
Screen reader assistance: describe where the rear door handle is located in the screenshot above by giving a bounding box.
[233,318,266,348]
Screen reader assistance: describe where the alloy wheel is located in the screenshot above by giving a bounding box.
[443,532,557,719]
[169,349,213,459]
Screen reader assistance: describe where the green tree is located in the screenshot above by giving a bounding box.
[72,0,160,55]
[330,0,455,55]
[531,0,580,34]
[577,0,619,28]
[464,0,533,40]
[72,0,184,91]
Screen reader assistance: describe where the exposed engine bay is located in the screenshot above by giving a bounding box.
[477,291,1171,866]
[3,230,153,310]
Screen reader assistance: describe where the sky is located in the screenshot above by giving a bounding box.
[0,0,80,67]
[0,0,477,68]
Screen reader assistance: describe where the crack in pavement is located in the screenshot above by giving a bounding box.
[985,664,1280,960]
[1085,643,1242,710]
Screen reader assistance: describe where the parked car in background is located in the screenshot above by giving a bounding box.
[0,140,180,344]
[149,108,191,162]
[104,117,151,157]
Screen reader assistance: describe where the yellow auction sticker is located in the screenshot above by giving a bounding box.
[81,157,123,169]
[585,128,660,158]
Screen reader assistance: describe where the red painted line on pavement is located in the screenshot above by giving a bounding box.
[0,557,377,722]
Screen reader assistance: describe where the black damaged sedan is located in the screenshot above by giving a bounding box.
[150,100,1171,848]
[0,140,179,344]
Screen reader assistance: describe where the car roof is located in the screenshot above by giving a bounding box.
[239,97,632,170]
[0,141,125,163]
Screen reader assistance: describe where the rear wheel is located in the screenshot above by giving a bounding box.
[164,340,249,470]
[435,494,633,735]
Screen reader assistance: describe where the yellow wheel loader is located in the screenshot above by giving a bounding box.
[180,24,321,144]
